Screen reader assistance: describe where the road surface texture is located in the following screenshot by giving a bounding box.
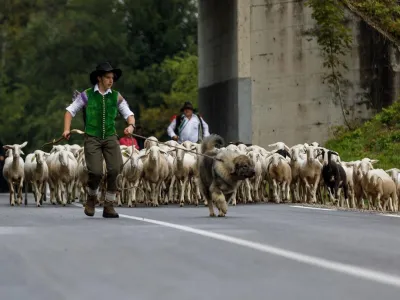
[1,194,400,300]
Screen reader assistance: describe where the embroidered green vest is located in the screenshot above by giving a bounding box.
[84,87,119,139]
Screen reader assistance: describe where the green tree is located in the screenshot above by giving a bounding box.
[140,52,198,139]
[0,0,198,152]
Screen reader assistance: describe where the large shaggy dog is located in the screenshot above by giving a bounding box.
[198,135,256,217]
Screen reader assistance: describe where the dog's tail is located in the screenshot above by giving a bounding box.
[201,134,225,154]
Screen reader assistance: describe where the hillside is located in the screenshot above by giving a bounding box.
[325,101,400,169]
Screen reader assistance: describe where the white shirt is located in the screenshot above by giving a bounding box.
[167,114,210,143]
[66,84,134,120]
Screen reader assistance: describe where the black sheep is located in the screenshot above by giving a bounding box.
[320,149,349,205]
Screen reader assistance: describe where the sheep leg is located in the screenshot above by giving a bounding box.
[194,177,201,207]
[24,180,28,205]
[310,181,318,204]
[342,184,349,208]
[15,177,23,205]
[375,193,383,211]
[32,181,41,207]
[67,181,74,204]
[384,197,394,212]
[61,183,68,206]
[151,182,160,207]
[245,179,252,203]
[301,179,310,203]
[40,182,46,205]
[272,179,279,203]
[48,178,56,205]
[186,179,192,206]
[118,177,126,207]
[167,176,175,205]
[349,186,355,208]
[131,179,140,207]
[8,181,15,206]
[284,181,290,201]
[253,176,261,202]
[126,182,134,208]
[179,178,187,207]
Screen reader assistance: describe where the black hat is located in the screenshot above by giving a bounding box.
[180,101,194,112]
[89,62,122,85]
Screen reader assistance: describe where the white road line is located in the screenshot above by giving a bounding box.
[380,214,400,218]
[290,205,336,211]
[73,203,400,288]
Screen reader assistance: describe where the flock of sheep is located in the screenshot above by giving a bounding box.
[2,137,400,213]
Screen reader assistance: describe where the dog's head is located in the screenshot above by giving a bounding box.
[232,155,256,179]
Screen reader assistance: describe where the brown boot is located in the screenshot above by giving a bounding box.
[84,194,97,217]
[103,200,119,218]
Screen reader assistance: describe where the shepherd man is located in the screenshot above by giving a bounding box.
[167,101,210,143]
[63,62,136,218]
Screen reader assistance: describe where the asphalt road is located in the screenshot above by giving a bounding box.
[1,194,400,300]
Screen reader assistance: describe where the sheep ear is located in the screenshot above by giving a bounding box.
[31,156,36,162]
[370,159,379,164]
[122,151,130,158]
[20,141,28,148]
[3,145,12,150]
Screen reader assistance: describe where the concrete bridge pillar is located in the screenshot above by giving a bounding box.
[198,0,252,144]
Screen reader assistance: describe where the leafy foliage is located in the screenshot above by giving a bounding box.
[0,0,198,153]
[140,52,198,139]
[305,0,353,128]
[346,0,400,41]
[326,100,400,169]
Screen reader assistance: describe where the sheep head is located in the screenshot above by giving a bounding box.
[174,145,186,161]
[247,151,261,164]
[34,150,46,165]
[58,150,75,167]
[146,146,163,161]
[144,136,158,150]
[3,141,28,158]
[359,158,374,176]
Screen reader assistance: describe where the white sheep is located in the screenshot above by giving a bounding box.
[2,141,28,206]
[120,150,144,207]
[141,145,169,207]
[24,150,49,207]
[266,153,292,203]
[47,149,78,206]
[172,145,197,207]
[363,169,397,211]
[246,150,263,202]
[299,146,322,203]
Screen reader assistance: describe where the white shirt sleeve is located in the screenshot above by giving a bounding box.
[118,93,134,121]
[66,91,85,117]
[200,117,210,137]
[167,118,177,138]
